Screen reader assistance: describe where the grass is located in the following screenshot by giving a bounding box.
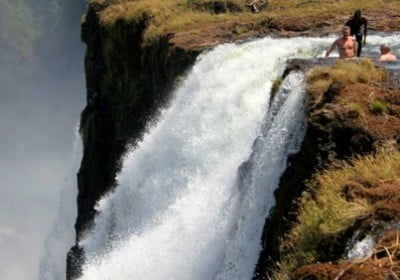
[306,58,387,101]
[370,99,387,114]
[88,0,400,45]
[270,150,400,279]
[347,102,364,116]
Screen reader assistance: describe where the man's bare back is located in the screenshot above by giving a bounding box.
[326,26,357,59]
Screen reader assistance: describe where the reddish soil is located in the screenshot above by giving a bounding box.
[343,180,400,223]
[337,83,400,142]
[170,11,400,50]
[292,230,400,280]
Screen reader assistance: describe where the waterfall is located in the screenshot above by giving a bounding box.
[77,34,400,280]
[215,71,306,279]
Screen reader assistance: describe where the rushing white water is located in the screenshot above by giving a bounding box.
[347,234,375,260]
[78,34,400,280]
[215,71,306,279]
[38,126,82,280]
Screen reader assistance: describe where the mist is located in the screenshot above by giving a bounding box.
[0,0,86,279]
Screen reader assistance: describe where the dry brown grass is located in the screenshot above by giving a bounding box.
[89,0,400,44]
[270,150,400,279]
[291,230,400,279]
[306,58,388,101]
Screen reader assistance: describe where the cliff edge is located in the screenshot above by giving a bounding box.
[256,59,400,280]
[68,0,400,278]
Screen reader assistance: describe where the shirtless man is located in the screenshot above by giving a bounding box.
[325,26,357,59]
[345,10,368,57]
[379,44,397,62]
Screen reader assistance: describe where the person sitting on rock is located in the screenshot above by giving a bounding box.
[379,44,397,62]
[325,26,357,59]
[345,10,368,57]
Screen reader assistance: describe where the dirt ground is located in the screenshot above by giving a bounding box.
[171,11,400,49]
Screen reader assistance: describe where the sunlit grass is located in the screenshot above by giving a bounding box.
[270,150,400,279]
[306,58,387,100]
[370,99,387,114]
[88,0,400,44]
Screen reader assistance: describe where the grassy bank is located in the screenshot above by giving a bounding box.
[88,0,400,46]
[271,150,400,279]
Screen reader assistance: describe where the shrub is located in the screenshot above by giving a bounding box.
[370,100,387,114]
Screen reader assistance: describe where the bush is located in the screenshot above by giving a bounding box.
[370,100,387,114]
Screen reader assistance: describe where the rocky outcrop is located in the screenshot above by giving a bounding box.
[255,59,400,279]
[67,2,200,278]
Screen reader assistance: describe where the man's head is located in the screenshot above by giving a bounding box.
[354,10,361,18]
[380,44,391,54]
[342,26,351,38]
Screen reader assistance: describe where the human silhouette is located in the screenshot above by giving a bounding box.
[345,10,368,57]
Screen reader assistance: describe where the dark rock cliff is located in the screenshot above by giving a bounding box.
[66,2,200,278]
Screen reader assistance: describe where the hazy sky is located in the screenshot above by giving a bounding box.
[0,0,86,279]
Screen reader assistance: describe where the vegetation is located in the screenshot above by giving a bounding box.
[346,102,364,116]
[306,59,387,100]
[370,99,387,114]
[270,150,400,279]
[89,0,400,44]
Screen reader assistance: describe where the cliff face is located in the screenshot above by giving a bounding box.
[255,59,400,280]
[67,2,200,278]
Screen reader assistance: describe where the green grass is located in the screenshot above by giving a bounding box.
[370,99,387,114]
[270,150,400,279]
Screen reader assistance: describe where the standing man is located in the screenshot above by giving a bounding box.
[325,26,357,59]
[345,10,368,57]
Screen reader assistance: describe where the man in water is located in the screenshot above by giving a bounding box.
[345,10,368,57]
[379,44,397,61]
[325,26,357,59]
